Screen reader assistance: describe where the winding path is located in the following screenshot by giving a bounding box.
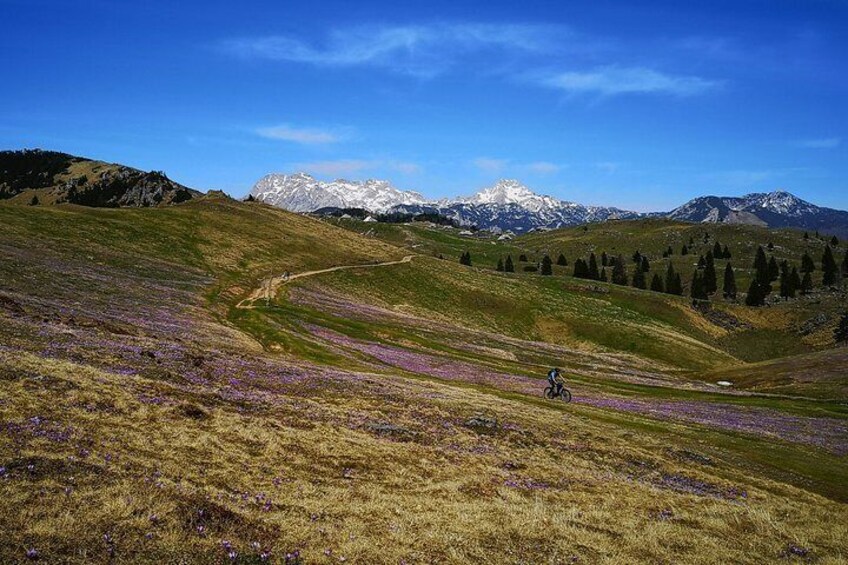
[236,255,415,309]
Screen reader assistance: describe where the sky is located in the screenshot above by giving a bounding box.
[1,0,846,211]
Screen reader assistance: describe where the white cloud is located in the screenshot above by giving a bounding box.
[222,23,565,77]
[473,157,508,173]
[538,66,718,96]
[525,161,560,174]
[256,124,341,144]
[796,137,841,149]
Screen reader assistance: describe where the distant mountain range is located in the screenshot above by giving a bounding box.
[250,173,848,236]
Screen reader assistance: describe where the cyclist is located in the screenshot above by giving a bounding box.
[547,367,565,397]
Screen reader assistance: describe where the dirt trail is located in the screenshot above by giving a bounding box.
[236,255,415,309]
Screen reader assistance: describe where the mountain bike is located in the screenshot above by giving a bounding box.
[543,385,572,403]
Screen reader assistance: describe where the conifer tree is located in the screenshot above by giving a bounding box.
[640,256,650,273]
[632,266,646,289]
[588,253,600,280]
[722,245,731,259]
[779,262,792,299]
[822,246,839,286]
[801,252,815,273]
[29,195,39,206]
[831,235,839,247]
[541,255,553,276]
[650,273,664,293]
[664,263,679,295]
[713,241,723,259]
[556,253,567,266]
[722,263,737,299]
[600,267,608,282]
[690,271,708,301]
[681,245,689,256]
[666,246,674,256]
[496,258,504,272]
[790,266,801,296]
[753,246,769,276]
[633,251,642,264]
[703,251,717,295]
[697,255,706,269]
[573,259,588,278]
[460,252,472,266]
[612,255,628,285]
[768,256,780,282]
[601,252,609,266]
[801,272,813,295]
[835,312,848,344]
[505,255,514,273]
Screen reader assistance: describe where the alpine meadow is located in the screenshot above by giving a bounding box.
[2,1,848,564]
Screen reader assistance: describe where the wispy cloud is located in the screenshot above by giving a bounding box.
[525,161,561,174]
[536,66,719,97]
[472,157,508,173]
[256,124,343,144]
[292,159,422,177]
[796,137,841,149]
[222,23,563,77]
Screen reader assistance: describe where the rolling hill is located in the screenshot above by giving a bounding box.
[1,193,846,563]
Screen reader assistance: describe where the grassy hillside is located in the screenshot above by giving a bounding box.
[1,200,846,563]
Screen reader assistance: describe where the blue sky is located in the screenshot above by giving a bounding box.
[1,0,846,211]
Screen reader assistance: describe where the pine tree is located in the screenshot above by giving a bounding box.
[722,245,731,259]
[601,252,608,267]
[768,256,780,282]
[753,246,769,276]
[703,251,717,295]
[556,253,567,266]
[640,256,650,273]
[541,255,553,276]
[831,235,839,247]
[632,251,642,264]
[767,241,774,251]
[29,195,39,206]
[722,263,737,299]
[801,252,815,273]
[664,263,680,295]
[600,267,608,282]
[779,262,792,299]
[650,273,664,292]
[745,279,765,306]
[496,258,504,272]
[460,252,472,266]
[666,246,674,256]
[835,312,848,344]
[681,245,689,256]
[632,266,646,289]
[801,272,813,295]
[822,246,839,286]
[697,255,706,269]
[790,266,801,297]
[803,231,809,241]
[713,241,723,259]
[612,255,628,285]
[505,255,515,273]
[573,259,588,278]
[588,253,600,280]
[690,271,708,301]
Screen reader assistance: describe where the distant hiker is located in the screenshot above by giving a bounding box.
[282,271,290,282]
[547,368,564,396]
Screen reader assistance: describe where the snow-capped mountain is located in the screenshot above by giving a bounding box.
[250,175,642,232]
[250,173,427,213]
[251,174,848,236]
[668,190,848,236]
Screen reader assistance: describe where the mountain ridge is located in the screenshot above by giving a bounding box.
[251,172,848,236]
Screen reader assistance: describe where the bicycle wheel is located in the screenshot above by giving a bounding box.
[543,387,553,399]
[560,389,572,403]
